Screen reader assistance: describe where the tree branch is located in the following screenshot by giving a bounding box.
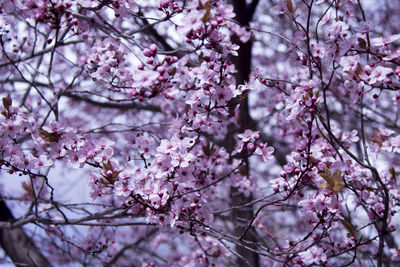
[63,92,162,112]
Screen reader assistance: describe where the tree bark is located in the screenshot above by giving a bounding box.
[228,1,260,266]
[0,200,52,267]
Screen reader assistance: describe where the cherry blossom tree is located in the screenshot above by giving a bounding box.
[0,0,400,266]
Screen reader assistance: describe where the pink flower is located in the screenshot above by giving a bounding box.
[367,66,393,84]
[343,130,359,143]
[37,154,53,168]
[213,86,233,105]
[299,246,327,265]
[255,144,275,161]
[171,152,194,168]
[114,181,131,197]
[339,55,360,73]
[157,139,177,154]
[178,8,205,35]
[371,34,400,47]
[68,151,86,169]
[327,20,349,39]
[131,70,159,88]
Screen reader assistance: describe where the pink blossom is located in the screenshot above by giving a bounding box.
[131,70,160,88]
[366,66,393,84]
[255,144,275,161]
[299,246,327,265]
[371,34,400,47]
[339,55,360,73]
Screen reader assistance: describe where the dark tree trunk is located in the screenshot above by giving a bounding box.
[0,200,52,267]
[228,1,260,266]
